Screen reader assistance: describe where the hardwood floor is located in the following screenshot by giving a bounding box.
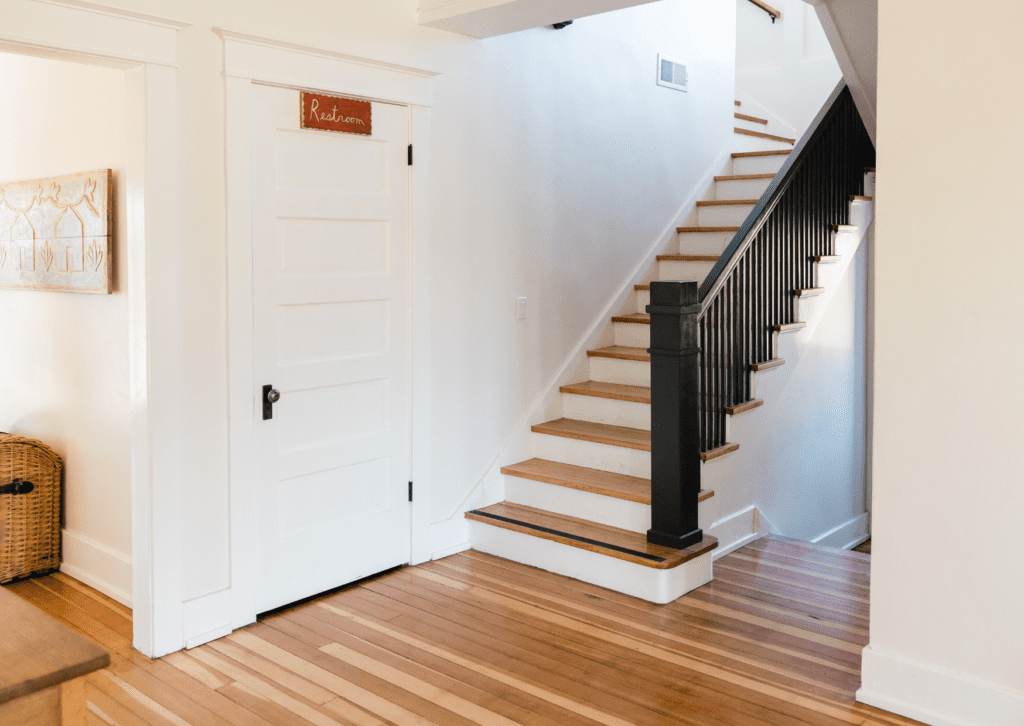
[3,535,921,726]
[852,539,872,554]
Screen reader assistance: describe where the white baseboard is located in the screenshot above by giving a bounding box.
[430,517,469,560]
[708,505,774,559]
[858,645,1024,726]
[183,589,233,648]
[60,529,132,607]
[811,512,870,550]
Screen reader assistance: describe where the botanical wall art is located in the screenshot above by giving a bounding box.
[0,169,113,294]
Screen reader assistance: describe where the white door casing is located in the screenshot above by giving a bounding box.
[252,85,412,613]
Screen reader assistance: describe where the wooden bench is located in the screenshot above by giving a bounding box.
[0,585,109,725]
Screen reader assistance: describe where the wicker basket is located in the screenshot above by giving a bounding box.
[0,434,62,583]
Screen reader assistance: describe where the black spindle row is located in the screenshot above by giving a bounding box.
[694,84,874,454]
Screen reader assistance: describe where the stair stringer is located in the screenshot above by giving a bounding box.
[426,137,736,560]
[703,199,874,557]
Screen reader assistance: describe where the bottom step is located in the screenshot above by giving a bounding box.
[466,502,717,604]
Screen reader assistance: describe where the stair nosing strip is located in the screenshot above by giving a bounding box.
[467,510,667,563]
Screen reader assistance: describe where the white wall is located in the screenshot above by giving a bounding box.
[858,0,1024,723]
[703,204,873,556]
[0,52,132,603]
[735,0,841,132]
[25,0,736,607]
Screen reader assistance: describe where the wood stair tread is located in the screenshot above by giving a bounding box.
[812,255,842,263]
[734,128,795,144]
[850,195,873,201]
[657,254,719,262]
[752,358,786,371]
[726,398,763,415]
[696,199,758,207]
[774,321,807,332]
[560,380,651,404]
[714,173,775,182]
[734,112,768,125]
[732,149,791,158]
[734,100,741,106]
[500,458,661,504]
[677,226,741,233]
[794,287,825,297]
[587,346,650,362]
[831,224,859,232]
[611,313,650,324]
[701,442,739,461]
[531,418,650,451]
[466,502,718,569]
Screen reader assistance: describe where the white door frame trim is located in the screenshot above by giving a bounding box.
[2,0,186,657]
[221,29,437,632]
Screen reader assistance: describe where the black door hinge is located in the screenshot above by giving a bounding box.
[408,481,413,502]
[408,144,413,166]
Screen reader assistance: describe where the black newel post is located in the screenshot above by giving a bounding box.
[646,280,703,550]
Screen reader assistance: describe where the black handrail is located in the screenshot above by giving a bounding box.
[694,80,875,453]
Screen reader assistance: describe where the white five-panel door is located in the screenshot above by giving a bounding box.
[252,84,412,613]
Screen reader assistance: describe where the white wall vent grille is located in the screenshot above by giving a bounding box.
[657,54,688,92]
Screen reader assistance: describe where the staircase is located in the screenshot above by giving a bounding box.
[466,86,873,604]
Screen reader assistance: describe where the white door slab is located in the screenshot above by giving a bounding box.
[252,85,412,613]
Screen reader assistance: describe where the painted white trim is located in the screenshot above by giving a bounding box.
[811,512,870,550]
[434,137,737,529]
[215,29,438,108]
[3,0,183,67]
[215,29,438,78]
[60,530,133,608]
[709,505,776,559]
[432,541,472,560]
[0,5,185,658]
[128,61,185,658]
[223,41,436,628]
[31,0,191,29]
[468,519,713,604]
[183,590,233,649]
[409,105,434,566]
[858,646,1024,726]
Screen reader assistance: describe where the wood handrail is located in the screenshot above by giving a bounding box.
[746,0,781,22]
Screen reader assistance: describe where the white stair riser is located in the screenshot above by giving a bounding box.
[504,476,715,533]
[731,134,794,153]
[733,155,788,176]
[562,392,651,431]
[677,230,735,255]
[636,289,649,312]
[733,116,770,134]
[468,520,714,604]
[716,177,771,201]
[698,204,755,227]
[659,259,715,282]
[613,321,650,348]
[533,432,651,478]
[588,357,651,386]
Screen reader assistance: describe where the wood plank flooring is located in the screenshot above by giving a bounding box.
[2,535,922,726]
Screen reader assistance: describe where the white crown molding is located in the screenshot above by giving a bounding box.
[213,28,440,80]
[32,0,192,29]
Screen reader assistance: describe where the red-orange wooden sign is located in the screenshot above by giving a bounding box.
[300,92,372,135]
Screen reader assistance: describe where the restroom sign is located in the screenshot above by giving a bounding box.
[300,92,372,135]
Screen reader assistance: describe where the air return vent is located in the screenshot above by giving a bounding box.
[657,54,688,92]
